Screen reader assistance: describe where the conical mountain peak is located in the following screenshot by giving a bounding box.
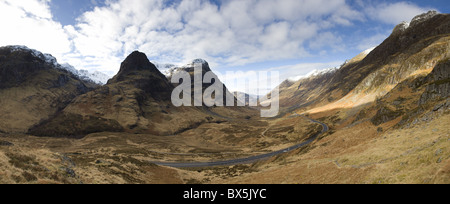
[108,51,167,84]
[118,51,158,73]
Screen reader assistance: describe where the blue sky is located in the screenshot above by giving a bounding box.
[0,0,448,93]
[50,0,449,26]
[50,0,107,26]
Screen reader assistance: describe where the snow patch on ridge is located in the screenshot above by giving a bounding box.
[392,10,438,35]
[362,47,376,55]
[5,45,111,85]
[157,59,210,78]
[288,67,338,82]
[7,45,58,67]
[60,63,111,85]
[410,10,438,27]
[181,58,209,69]
[77,69,111,85]
[154,62,178,77]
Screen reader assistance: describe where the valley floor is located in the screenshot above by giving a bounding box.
[0,116,317,184]
[0,111,448,184]
[204,113,450,184]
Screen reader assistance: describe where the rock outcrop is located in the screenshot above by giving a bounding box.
[419,59,450,105]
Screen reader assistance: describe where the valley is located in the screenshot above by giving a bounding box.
[0,11,449,184]
[0,114,321,184]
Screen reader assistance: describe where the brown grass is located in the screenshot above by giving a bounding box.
[0,114,319,183]
[204,113,449,184]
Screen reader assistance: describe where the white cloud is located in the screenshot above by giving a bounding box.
[365,2,433,25]
[0,0,435,79]
[0,0,71,58]
[3,0,53,19]
[59,0,368,73]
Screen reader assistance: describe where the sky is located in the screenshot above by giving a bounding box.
[0,0,448,94]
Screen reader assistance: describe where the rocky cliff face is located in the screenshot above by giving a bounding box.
[167,59,239,108]
[0,46,97,133]
[419,59,450,105]
[371,58,449,126]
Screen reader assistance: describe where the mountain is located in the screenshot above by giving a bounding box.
[167,59,259,119]
[166,59,239,106]
[29,51,175,136]
[29,52,256,137]
[0,45,98,133]
[233,91,260,106]
[79,70,111,85]
[276,65,339,112]
[274,46,375,112]
[0,10,448,184]
[60,63,111,85]
[212,11,450,184]
[154,62,178,77]
[106,51,174,100]
[275,47,375,110]
[276,11,449,127]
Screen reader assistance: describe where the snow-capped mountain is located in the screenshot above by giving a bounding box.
[7,45,59,67]
[288,67,339,82]
[60,63,79,75]
[60,63,111,85]
[155,59,210,78]
[410,10,438,27]
[286,46,376,82]
[154,62,177,70]
[5,45,111,85]
[154,62,178,77]
[362,47,376,55]
[182,59,208,68]
[0,45,99,133]
[78,69,111,85]
[392,10,438,36]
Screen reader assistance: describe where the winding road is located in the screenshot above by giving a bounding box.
[152,114,329,168]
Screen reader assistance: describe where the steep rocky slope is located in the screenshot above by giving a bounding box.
[165,59,254,119]
[0,46,97,133]
[277,66,339,113]
[277,11,449,128]
[166,59,238,106]
[369,58,449,127]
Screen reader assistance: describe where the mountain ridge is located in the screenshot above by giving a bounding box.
[0,46,98,133]
[274,12,449,119]
[29,51,256,137]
